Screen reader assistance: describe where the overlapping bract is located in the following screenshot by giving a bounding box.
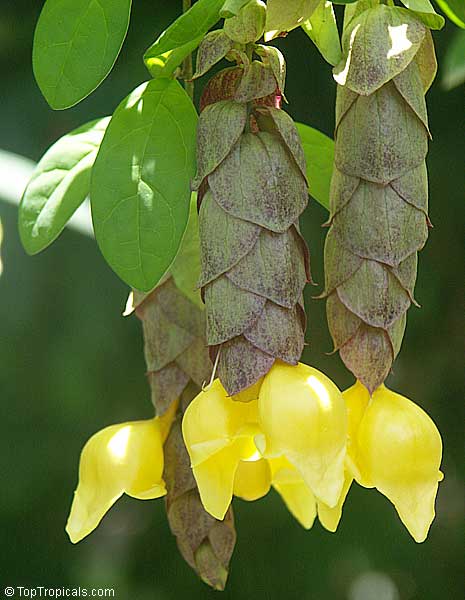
[324,4,437,392]
[132,267,236,589]
[193,55,310,395]
[163,414,236,591]
[182,361,348,528]
[134,276,210,416]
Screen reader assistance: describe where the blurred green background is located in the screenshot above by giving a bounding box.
[0,2,463,599]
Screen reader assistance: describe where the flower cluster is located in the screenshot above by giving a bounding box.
[66,362,443,546]
[182,362,443,542]
[183,361,347,530]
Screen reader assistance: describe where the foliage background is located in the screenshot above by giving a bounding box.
[0,1,463,598]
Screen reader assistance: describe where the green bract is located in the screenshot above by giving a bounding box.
[265,0,319,41]
[19,118,109,254]
[223,0,266,44]
[33,0,132,109]
[324,4,436,393]
[221,0,253,18]
[193,31,235,80]
[91,79,198,292]
[193,58,310,395]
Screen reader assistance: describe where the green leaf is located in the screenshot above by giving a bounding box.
[302,1,342,66]
[435,0,465,28]
[332,1,358,4]
[265,0,320,41]
[144,0,224,79]
[220,0,252,18]
[33,0,132,110]
[400,0,445,29]
[19,118,109,254]
[91,79,198,292]
[170,194,204,309]
[295,122,334,211]
[442,29,465,89]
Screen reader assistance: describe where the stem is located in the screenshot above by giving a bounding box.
[182,0,194,101]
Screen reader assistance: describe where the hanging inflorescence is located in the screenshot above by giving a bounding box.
[323,2,437,393]
[21,0,449,592]
[192,5,311,395]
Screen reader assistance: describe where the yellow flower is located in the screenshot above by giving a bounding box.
[181,378,262,520]
[342,381,444,543]
[182,361,348,529]
[257,362,347,508]
[66,402,177,543]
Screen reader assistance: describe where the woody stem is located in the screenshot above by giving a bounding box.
[182,0,194,101]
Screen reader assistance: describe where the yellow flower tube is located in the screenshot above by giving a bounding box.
[257,362,347,508]
[66,402,177,543]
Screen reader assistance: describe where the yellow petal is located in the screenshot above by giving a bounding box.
[193,442,242,520]
[342,381,371,484]
[258,361,347,507]
[357,385,443,542]
[66,417,167,543]
[310,381,371,533]
[270,458,317,529]
[182,379,258,467]
[308,381,369,533]
[233,458,271,501]
[317,474,353,533]
[182,379,260,519]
